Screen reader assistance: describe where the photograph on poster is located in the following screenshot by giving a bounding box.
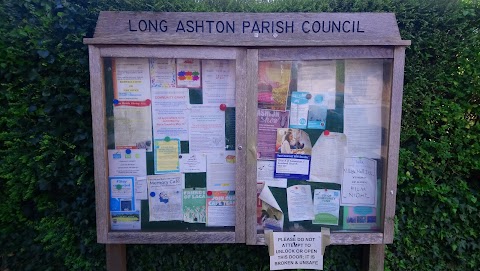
[258,61,291,111]
[257,109,289,160]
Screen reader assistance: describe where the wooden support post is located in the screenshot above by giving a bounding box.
[363,244,385,271]
[106,244,127,271]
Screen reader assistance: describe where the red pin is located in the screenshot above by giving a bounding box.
[324,130,330,136]
[220,104,227,111]
[207,191,213,196]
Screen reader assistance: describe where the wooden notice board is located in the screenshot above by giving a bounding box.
[85,11,409,271]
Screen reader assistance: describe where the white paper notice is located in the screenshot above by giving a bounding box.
[297,60,336,109]
[207,151,236,191]
[151,88,189,141]
[113,58,151,101]
[150,58,176,88]
[108,149,147,177]
[179,153,207,173]
[135,176,148,200]
[113,105,153,152]
[310,132,347,184]
[270,232,323,271]
[344,59,384,106]
[189,105,226,153]
[147,174,185,221]
[202,60,236,107]
[341,157,377,207]
[344,105,382,159]
[257,160,287,188]
[287,185,314,222]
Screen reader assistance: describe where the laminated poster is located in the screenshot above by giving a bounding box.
[313,189,340,225]
[112,58,153,151]
[151,88,189,141]
[176,59,201,88]
[154,139,180,174]
[309,131,347,184]
[257,109,289,160]
[259,185,284,231]
[148,174,184,221]
[258,61,291,111]
[257,160,287,188]
[341,157,377,207]
[207,151,236,191]
[202,60,236,107]
[286,185,314,222]
[188,105,226,153]
[109,176,135,212]
[183,188,206,223]
[297,60,336,110]
[206,191,235,227]
[150,58,176,88]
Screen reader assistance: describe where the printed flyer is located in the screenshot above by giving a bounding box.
[176,59,201,88]
[179,153,207,173]
[257,61,291,111]
[206,191,235,227]
[150,58,176,88]
[110,211,141,230]
[297,60,336,110]
[207,151,236,191]
[202,60,236,106]
[183,188,206,223]
[154,139,180,174]
[188,105,226,153]
[148,174,184,221]
[151,88,189,141]
[274,128,312,180]
[109,176,135,212]
[257,160,287,188]
[257,109,289,160]
[286,185,314,222]
[112,57,153,151]
[313,189,340,225]
[108,149,147,177]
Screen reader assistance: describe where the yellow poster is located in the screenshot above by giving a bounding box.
[154,139,180,174]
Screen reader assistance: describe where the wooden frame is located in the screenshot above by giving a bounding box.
[88,45,247,244]
[85,11,409,271]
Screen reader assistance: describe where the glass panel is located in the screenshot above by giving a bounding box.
[256,58,392,233]
[104,57,237,232]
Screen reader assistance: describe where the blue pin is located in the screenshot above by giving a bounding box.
[113,99,119,105]
[150,192,156,197]
[125,149,132,154]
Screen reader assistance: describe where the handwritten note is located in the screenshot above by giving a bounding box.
[341,157,377,206]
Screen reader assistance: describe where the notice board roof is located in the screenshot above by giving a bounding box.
[84,11,411,46]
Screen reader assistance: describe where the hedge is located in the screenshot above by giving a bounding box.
[0,0,478,270]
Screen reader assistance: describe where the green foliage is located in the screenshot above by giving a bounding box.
[0,0,478,270]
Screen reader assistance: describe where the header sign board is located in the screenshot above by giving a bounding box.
[84,12,410,46]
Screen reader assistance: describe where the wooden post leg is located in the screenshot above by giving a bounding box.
[363,244,385,271]
[106,244,127,271]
